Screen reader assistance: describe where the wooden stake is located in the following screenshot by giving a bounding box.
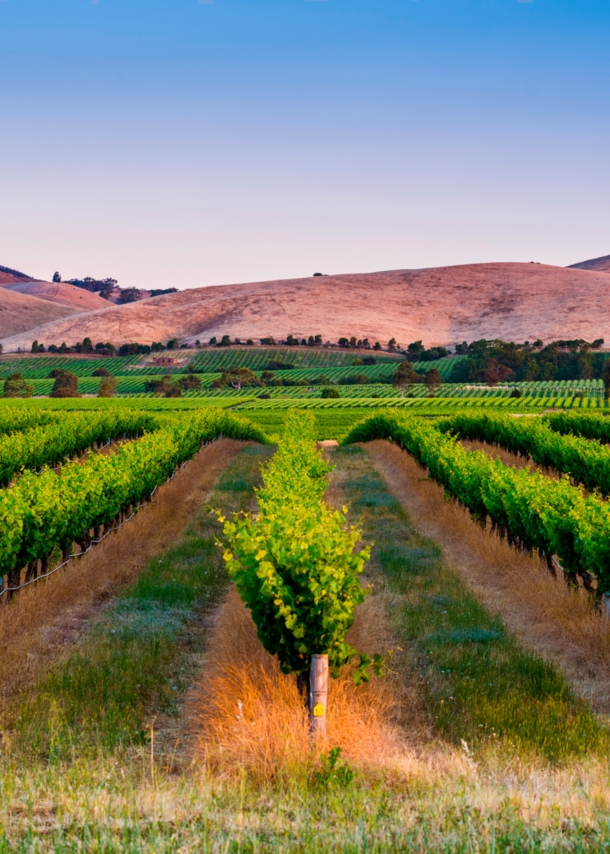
[309,654,329,739]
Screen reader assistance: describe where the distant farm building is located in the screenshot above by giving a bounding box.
[153,356,179,366]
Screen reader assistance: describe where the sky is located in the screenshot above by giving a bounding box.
[0,0,609,289]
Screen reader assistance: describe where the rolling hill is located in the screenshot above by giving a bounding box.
[0,264,36,285]
[2,260,610,352]
[0,280,109,312]
[568,254,610,273]
[0,287,88,340]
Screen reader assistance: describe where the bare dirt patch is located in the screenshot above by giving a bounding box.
[366,440,610,715]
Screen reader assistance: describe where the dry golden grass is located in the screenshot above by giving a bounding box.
[191,588,412,779]
[0,439,245,719]
[367,439,610,714]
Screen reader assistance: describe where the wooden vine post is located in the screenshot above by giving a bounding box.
[309,654,329,739]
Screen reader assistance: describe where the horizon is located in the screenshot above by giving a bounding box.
[1,0,609,289]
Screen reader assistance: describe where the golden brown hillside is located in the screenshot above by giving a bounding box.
[0,281,110,312]
[2,261,610,351]
[0,265,35,285]
[0,288,83,340]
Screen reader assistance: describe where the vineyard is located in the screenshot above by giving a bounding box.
[4,395,610,850]
[187,346,405,372]
[0,408,264,598]
[345,411,610,593]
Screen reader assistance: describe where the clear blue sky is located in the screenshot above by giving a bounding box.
[1,0,608,288]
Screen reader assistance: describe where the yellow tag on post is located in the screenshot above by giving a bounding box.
[313,703,325,717]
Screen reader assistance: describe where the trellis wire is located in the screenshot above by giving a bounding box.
[0,438,215,600]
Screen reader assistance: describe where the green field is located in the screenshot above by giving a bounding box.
[3,398,610,850]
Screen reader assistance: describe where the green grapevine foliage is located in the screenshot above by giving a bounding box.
[0,411,161,486]
[0,410,266,583]
[344,413,610,592]
[440,413,610,497]
[218,412,378,683]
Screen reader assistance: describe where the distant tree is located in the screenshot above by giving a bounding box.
[59,342,69,354]
[373,342,382,351]
[166,338,180,350]
[179,371,202,391]
[164,383,182,398]
[510,388,522,398]
[209,337,217,345]
[116,287,145,305]
[151,341,165,352]
[144,375,182,397]
[211,367,262,391]
[423,368,442,396]
[31,340,40,354]
[149,287,178,297]
[388,338,397,353]
[52,272,62,283]
[94,341,116,356]
[3,373,33,398]
[119,342,150,356]
[82,337,93,353]
[338,337,349,348]
[392,361,418,397]
[321,387,340,399]
[246,339,253,345]
[480,362,513,387]
[50,370,80,398]
[350,336,357,349]
[92,367,112,377]
[98,376,117,398]
[218,335,232,347]
[407,340,425,360]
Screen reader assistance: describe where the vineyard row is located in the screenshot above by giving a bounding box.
[0,410,266,599]
[344,413,610,594]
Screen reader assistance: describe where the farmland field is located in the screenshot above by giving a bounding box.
[3,395,610,851]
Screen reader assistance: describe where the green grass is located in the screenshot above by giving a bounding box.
[13,444,273,760]
[332,445,610,762]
